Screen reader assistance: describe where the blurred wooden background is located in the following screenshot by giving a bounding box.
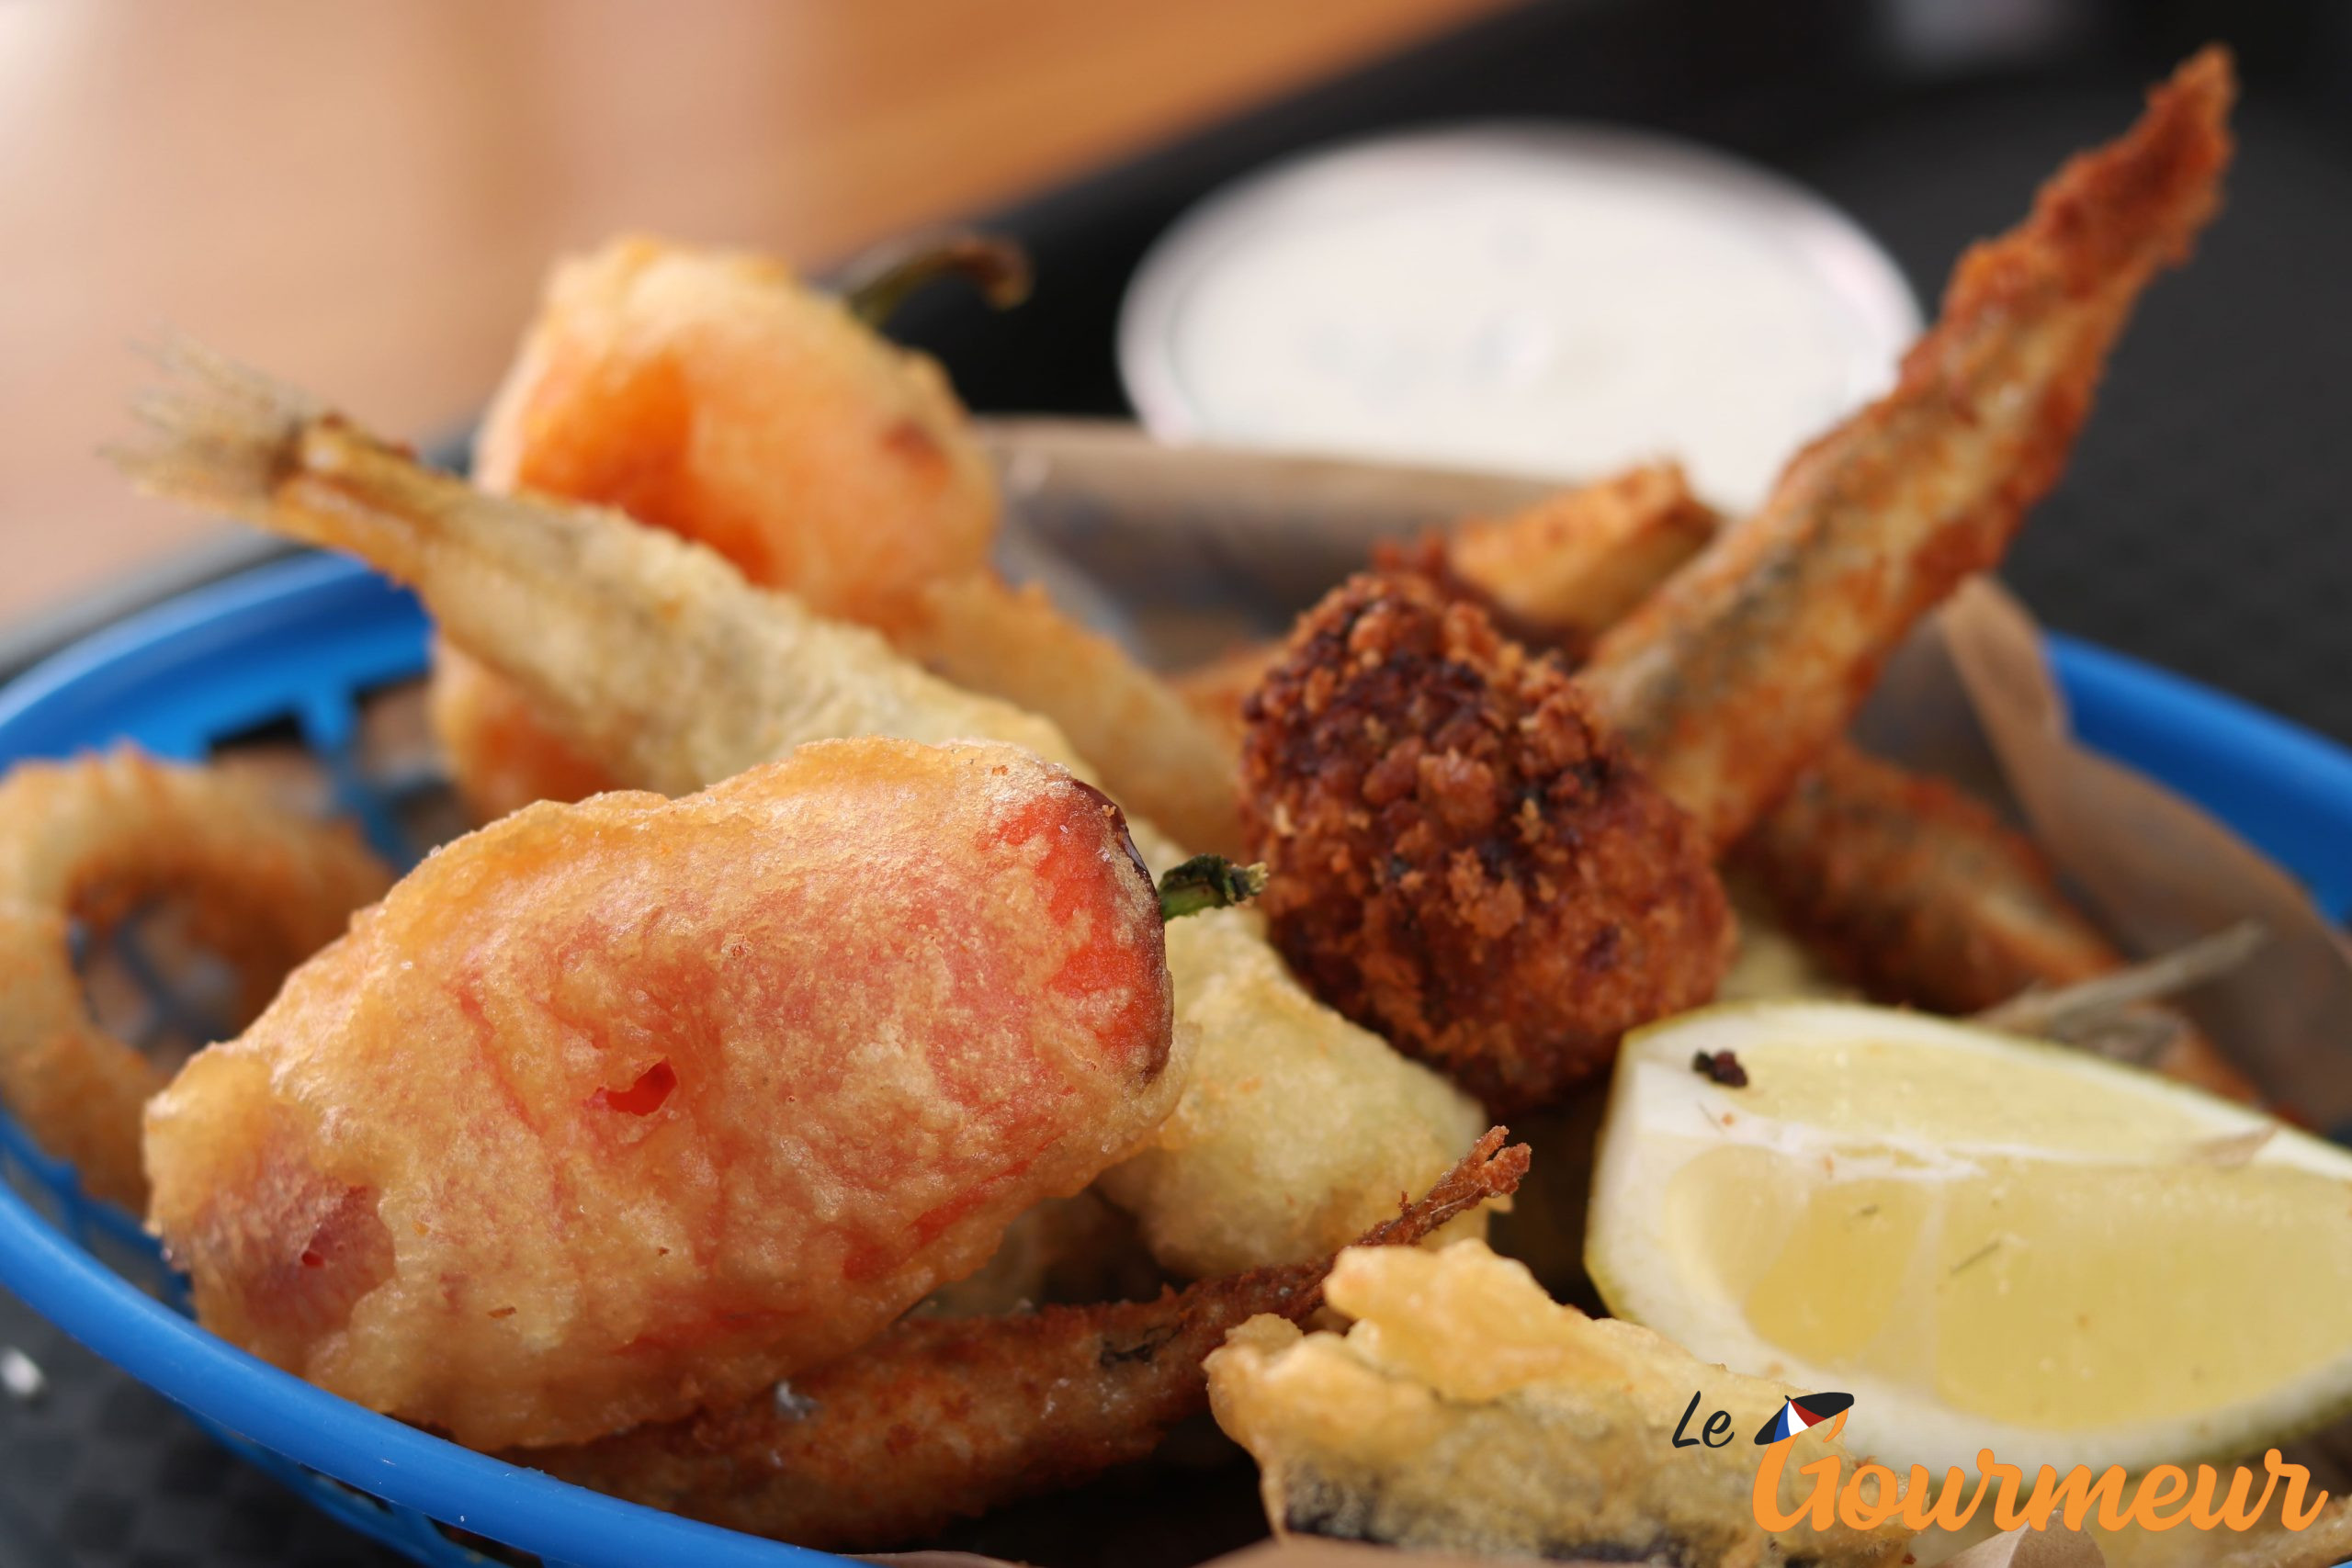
[0,0,1510,621]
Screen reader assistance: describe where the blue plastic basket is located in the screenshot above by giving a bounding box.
[1,549,2348,1567]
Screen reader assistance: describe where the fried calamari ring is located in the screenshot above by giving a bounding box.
[0,750,390,1209]
[145,737,1183,1450]
[1240,573,1730,1112]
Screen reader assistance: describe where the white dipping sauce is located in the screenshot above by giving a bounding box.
[1120,127,1921,512]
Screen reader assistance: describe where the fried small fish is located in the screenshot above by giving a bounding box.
[1237,48,2233,1111]
[1581,48,2235,852]
[527,1130,1529,1551]
[449,234,1243,852]
[893,570,1248,854]
[1736,739,2256,1099]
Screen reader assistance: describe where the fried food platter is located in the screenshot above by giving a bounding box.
[2,44,2351,1568]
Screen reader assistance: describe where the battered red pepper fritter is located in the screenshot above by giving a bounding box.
[144,737,1184,1451]
[1239,572,1730,1113]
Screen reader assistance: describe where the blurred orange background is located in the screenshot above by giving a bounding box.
[0,0,1510,620]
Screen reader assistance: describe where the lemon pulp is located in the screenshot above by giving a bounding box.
[1666,1143,2352,1429]
[1587,1002,2352,1472]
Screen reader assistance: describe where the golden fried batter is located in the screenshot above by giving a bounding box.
[526,1130,1529,1551]
[426,648,614,822]
[1239,573,1729,1111]
[1582,50,2235,850]
[145,738,1182,1450]
[1444,460,1720,649]
[480,238,998,627]
[0,750,390,1208]
[1207,1239,1912,1567]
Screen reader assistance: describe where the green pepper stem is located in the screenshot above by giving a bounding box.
[841,231,1033,328]
[1157,855,1269,922]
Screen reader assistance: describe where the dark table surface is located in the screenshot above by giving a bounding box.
[6,1,2350,1564]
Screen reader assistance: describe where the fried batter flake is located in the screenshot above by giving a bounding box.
[1207,1239,1912,1567]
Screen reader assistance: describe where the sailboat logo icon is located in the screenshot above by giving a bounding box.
[1753,1391,1854,1445]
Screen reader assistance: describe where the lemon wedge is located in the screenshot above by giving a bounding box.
[1586,1001,2352,1475]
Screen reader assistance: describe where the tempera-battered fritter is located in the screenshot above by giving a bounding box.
[437,236,1001,818]
[479,237,996,629]
[433,242,1001,822]
[446,235,1244,852]
[144,738,1182,1450]
[1207,1240,1913,1567]
[1240,573,1729,1111]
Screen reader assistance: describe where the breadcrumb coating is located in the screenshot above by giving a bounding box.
[1240,572,1729,1111]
